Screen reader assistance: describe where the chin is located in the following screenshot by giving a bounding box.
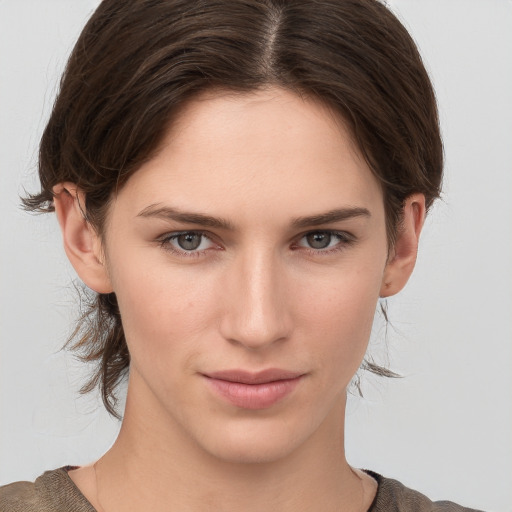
[192,413,322,466]
[207,434,301,465]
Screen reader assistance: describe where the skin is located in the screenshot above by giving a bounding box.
[54,87,425,512]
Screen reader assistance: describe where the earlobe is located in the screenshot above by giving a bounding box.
[380,193,426,298]
[53,182,113,294]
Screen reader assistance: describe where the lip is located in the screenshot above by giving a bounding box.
[202,369,304,410]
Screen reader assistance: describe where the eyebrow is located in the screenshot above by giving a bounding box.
[291,207,371,228]
[137,204,235,230]
[137,204,370,230]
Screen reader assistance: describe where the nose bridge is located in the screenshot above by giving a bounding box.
[220,244,290,349]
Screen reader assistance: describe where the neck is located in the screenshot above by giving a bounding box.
[93,373,366,512]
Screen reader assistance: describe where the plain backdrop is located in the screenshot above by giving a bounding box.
[0,1,511,511]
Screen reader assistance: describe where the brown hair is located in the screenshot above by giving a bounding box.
[24,0,443,417]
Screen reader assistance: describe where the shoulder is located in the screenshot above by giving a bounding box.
[0,480,41,512]
[0,467,95,512]
[367,471,485,512]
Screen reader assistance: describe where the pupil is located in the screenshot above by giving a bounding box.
[307,232,331,249]
[178,233,201,250]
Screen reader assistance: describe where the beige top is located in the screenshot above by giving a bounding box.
[0,467,483,511]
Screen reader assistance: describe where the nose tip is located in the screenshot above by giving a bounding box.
[219,254,291,350]
[224,306,288,350]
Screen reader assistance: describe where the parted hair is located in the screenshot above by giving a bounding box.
[23,0,443,417]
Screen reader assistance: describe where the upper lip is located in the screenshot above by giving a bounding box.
[203,369,304,385]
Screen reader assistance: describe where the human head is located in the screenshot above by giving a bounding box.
[24,0,443,416]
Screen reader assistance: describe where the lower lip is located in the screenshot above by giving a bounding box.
[204,376,303,410]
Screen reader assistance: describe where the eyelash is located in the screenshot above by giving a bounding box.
[157,230,355,258]
[292,230,355,256]
[157,231,219,258]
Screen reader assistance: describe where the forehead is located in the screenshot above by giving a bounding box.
[111,87,384,223]
[170,87,360,166]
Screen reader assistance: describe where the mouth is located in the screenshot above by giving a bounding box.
[202,369,305,410]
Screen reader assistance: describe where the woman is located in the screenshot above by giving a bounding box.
[0,0,494,510]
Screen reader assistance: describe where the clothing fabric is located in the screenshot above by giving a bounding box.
[0,467,484,512]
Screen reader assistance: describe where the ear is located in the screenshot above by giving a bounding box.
[53,182,113,294]
[380,193,426,298]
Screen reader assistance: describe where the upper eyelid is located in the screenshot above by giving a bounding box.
[294,229,355,241]
[159,230,214,241]
[157,228,354,240]
[158,228,352,239]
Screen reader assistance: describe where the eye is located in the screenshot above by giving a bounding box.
[296,231,354,252]
[158,231,217,255]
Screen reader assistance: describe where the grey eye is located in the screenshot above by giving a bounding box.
[160,231,215,254]
[305,232,332,249]
[177,233,203,250]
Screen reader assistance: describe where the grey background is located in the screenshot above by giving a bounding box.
[1,1,511,510]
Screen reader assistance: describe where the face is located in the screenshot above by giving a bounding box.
[100,88,389,463]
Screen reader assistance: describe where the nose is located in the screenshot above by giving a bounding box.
[219,248,292,350]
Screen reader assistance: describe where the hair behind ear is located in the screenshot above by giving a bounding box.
[68,287,128,418]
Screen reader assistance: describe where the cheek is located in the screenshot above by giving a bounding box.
[109,256,221,374]
[296,263,383,373]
